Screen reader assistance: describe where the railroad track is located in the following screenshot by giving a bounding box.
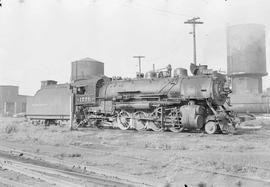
[0,144,160,187]
[0,151,140,187]
[70,143,270,184]
[54,143,270,186]
[68,141,270,173]
[1,142,270,187]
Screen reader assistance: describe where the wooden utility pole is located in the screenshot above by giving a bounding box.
[184,17,203,65]
[133,56,145,74]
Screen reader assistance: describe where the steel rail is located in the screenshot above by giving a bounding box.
[1,143,270,186]
[0,159,81,187]
[69,143,270,177]
[0,175,29,187]
[0,145,157,187]
[0,156,132,187]
[2,141,270,174]
[68,143,270,184]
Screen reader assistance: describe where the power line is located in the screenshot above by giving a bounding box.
[120,0,192,18]
[184,17,203,65]
[144,43,183,63]
[133,56,145,75]
[138,4,191,17]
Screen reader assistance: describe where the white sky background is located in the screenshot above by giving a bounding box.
[0,0,269,95]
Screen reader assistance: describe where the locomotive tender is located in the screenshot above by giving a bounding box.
[70,58,238,134]
[26,81,71,126]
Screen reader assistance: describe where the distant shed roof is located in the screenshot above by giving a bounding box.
[78,57,102,62]
[0,85,18,88]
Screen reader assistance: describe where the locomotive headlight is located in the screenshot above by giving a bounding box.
[223,82,232,95]
[217,81,231,96]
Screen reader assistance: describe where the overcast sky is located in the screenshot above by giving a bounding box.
[0,0,269,95]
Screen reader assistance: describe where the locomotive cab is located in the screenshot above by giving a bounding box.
[71,76,111,128]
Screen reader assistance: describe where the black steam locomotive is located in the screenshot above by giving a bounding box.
[70,59,238,134]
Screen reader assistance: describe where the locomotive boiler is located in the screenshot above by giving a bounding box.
[71,59,238,134]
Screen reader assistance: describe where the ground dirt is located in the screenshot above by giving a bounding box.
[0,117,270,187]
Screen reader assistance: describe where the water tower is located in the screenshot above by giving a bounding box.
[71,57,104,82]
[227,24,269,113]
[227,24,267,94]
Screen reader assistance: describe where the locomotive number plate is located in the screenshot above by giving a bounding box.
[76,95,95,104]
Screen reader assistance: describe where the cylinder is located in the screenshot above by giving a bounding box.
[227,24,267,76]
[71,57,104,81]
[180,105,205,129]
[195,105,205,115]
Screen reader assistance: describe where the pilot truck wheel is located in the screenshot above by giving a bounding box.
[204,121,217,134]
